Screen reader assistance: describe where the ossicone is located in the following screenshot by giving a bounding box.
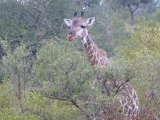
[74,12,77,17]
[81,11,84,17]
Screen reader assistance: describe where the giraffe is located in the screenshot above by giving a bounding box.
[64,12,110,67]
[64,12,139,119]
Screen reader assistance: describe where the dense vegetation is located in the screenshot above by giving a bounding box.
[0,0,160,119]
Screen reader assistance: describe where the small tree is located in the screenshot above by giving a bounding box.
[108,0,154,24]
[1,40,33,112]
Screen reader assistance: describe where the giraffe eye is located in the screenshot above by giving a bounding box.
[81,25,86,28]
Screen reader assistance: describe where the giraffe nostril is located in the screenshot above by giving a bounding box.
[69,33,73,36]
[68,31,75,36]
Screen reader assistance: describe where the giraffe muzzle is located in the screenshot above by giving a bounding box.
[67,34,75,41]
[67,31,76,41]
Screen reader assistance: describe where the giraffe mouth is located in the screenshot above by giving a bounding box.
[76,35,82,39]
[67,35,75,41]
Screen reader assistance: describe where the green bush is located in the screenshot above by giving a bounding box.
[117,23,160,118]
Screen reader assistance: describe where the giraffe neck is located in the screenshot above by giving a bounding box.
[82,29,109,67]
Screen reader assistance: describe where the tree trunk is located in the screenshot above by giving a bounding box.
[130,10,134,24]
[127,3,139,24]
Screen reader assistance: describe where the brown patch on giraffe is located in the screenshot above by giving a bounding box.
[95,60,98,64]
[92,59,96,64]
[93,55,97,60]
[87,39,91,46]
[88,54,93,60]
[122,99,126,104]
[128,87,133,95]
[132,104,135,110]
[128,108,132,115]
[133,94,137,99]
[87,46,92,52]
[125,105,128,110]
[127,98,130,103]
[84,43,87,48]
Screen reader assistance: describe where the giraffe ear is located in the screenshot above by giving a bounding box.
[86,17,95,26]
[64,19,72,27]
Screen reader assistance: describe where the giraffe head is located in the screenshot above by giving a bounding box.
[64,12,95,41]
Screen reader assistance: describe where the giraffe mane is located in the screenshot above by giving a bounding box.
[98,49,107,56]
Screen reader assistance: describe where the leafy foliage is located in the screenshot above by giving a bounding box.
[24,92,78,120]
[1,40,32,103]
[33,40,110,119]
[0,0,160,119]
[117,23,160,118]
